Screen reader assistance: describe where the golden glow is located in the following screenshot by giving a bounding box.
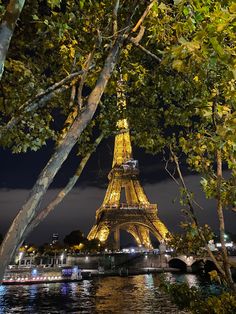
[88,91,169,248]
[133,180,149,204]
[72,243,84,250]
[152,220,169,241]
[97,226,110,242]
[113,119,132,167]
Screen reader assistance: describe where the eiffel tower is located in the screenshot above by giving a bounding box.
[88,89,169,249]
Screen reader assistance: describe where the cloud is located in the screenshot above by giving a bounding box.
[0,174,235,245]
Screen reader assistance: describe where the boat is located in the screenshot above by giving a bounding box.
[2,266,82,285]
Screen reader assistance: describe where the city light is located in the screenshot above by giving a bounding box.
[224,234,229,240]
[216,242,233,248]
[31,269,37,276]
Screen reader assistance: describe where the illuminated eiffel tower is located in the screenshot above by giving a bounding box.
[88,88,169,249]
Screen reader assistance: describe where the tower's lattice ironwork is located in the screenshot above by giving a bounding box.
[88,89,169,249]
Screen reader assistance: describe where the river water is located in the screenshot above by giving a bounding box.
[0,273,220,314]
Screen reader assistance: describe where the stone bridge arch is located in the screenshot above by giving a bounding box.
[190,258,218,273]
[168,255,218,273]
[168,257,187,272]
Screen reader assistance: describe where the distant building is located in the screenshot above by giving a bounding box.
[51,233,59,245]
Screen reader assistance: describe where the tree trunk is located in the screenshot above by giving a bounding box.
[25,133,103,238]
[0,37,123,282]
[0,0,25,80]
[216,149,235,290]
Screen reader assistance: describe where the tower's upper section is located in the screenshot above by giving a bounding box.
[112,118,132,167]
[97,81,156,211]
[112,79,133,168]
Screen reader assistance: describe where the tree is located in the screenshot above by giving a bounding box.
[121,0,236,290]
[0,0,235,291]
[0,0,157,281]
[0,32,122,281]
[23,133,103,242]
[168,222,214,257]
[38,242,64,256]
[64,230,85,246]
[83,238,101,253]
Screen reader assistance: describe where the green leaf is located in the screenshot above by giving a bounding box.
[174,0,184,5]
[80,0,85,9]
[183,7,190,16]
[172,59,184,72]
[194,12,203,22]
[229,3,236,13]
[152,1,158,12]
[209,37,225,58]
[32,14,39,21]
[47,0,61,9]
[158,2,168,11]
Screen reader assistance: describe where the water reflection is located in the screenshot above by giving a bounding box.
[164,272,200,287]
[183,274,199,287]
[94,275,156,312]
[0,274,221,313]
[28,284,38,299]
[144,273,154,288]
[0,285,5,297]
[60,283,69,296]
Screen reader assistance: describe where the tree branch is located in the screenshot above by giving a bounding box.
[164,157,179,186]
[0,70,93,141]
[129,38,162,62]
[0,0,25,80]
[22,70,90,113]
[77,52,95,109]
[0,35,124,282]
[132,0,156,33]
[216,149,235,290]
[25,133,104,238]
[113,0,120,37]
[59,54,96,144]
[170,147,204,212]
[168,146,227,281]
[131,25,145,44]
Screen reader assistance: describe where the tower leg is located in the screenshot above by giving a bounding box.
[114,227,120,250]
[137,226,152,249]
[152,219,169,241]
[126,224,142,246]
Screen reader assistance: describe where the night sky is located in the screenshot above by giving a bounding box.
[0,138,235,245]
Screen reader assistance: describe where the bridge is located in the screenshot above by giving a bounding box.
[166,254,236,273]
[13,251,236,276]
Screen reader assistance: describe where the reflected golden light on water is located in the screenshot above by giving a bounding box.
[0,274,222,313]
[94,275,161,313]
